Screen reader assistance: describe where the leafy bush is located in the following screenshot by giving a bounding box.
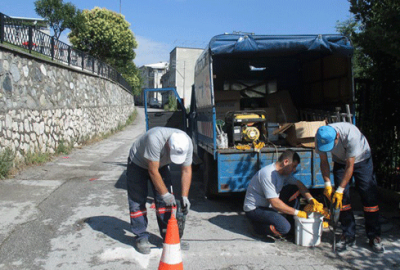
[25,150,52,166]
[164,95,178,111]
[0,148,15,179]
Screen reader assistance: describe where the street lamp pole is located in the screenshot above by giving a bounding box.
[119,0,121,14]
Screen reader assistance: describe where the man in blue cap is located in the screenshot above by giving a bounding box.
[315,122,384,253]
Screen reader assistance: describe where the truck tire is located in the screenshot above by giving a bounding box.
[203,152,218,199]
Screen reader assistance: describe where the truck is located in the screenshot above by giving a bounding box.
[144,33,354,198]
[189,33,354,197]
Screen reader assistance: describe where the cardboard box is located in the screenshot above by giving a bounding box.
[214,90,241,102]
[273,121,326,148]
[277,103,298,123]
[215,100,240,120]
[259,107,277,123]
[266,90,299,123]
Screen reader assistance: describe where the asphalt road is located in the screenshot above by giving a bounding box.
[1,107,400,270]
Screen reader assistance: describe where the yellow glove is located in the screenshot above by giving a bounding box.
[295,210,308,219]
[323,221,329,229]
[236,144,251,150]
[332,187,344,209]
[303,204,314,213]
[324,185,333,202]
[320,208,331,219]
[309,198,324,213]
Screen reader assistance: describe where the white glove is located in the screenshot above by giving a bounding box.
[161,192,176,206]
[182,196,191,211]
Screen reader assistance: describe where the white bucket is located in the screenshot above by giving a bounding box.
[294,213,323,247]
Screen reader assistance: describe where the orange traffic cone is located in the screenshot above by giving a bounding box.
[158,214,183,270]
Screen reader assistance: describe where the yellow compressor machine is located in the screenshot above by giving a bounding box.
[224,111,267,147]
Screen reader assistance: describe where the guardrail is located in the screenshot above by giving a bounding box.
[0,12,132,92]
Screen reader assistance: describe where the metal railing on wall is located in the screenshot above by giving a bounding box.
[0,12,132,93]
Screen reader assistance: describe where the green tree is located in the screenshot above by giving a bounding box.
[116,60,143,95]
[349,0,400,185]
[335,18,371,78]
[34,0,82,40]
[68,7,141,93]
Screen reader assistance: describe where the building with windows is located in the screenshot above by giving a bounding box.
[137,62,169,105]
[140,62,169,89]
[161,47,204,108]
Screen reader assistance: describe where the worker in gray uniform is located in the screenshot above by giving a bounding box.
[244,149,323,239]
[126,127,193,254]
[315,122,384,253]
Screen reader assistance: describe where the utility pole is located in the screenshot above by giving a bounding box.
[119,0,121,14]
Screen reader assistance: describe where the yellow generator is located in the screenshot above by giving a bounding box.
[224,111,267,146]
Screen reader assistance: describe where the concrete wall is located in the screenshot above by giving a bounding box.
[0,46,135,161]
[162,47,204,108]
[175,48,203,107]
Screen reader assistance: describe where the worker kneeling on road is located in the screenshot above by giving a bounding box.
[243,149,321,240]
[316,123,384,253]
[126,127,193,254]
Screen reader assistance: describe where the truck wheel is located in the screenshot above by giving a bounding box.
[203,152,218,199]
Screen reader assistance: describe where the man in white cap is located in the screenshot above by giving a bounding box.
[315,122,383,253]
[126,127,193,254]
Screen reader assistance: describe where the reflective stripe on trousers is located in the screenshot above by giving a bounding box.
[333,157,381,239]
[126,159,173,240]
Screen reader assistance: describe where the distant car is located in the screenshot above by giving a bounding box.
[148,98,162,108]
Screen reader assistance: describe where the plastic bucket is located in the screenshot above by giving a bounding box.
[294,213,323,246]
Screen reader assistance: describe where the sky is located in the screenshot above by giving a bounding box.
[1,0,352,67]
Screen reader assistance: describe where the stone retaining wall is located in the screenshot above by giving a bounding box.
[0,46,135,160]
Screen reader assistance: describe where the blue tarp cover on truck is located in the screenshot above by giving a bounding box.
[206,34,353,58]
[193,34,355,194]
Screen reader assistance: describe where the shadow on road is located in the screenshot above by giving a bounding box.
[84,216,163,248]
[208,213,250,237]
[208,213,276,243]
[115,170,127,190]
[85,216,134,246]
[190,191,246,213]
[102,161,127,167]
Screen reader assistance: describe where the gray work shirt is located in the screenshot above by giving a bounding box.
[243,163,298,212]
[316,122,371,164]
[129,127,193,169]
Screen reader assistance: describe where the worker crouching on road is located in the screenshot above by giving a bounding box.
[243,149,322,240]
[126,127,193,254]
[315,123,384,253]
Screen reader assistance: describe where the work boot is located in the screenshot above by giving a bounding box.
[336,235,356,252]
[369,237,385,253]
[135,237,151,254]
